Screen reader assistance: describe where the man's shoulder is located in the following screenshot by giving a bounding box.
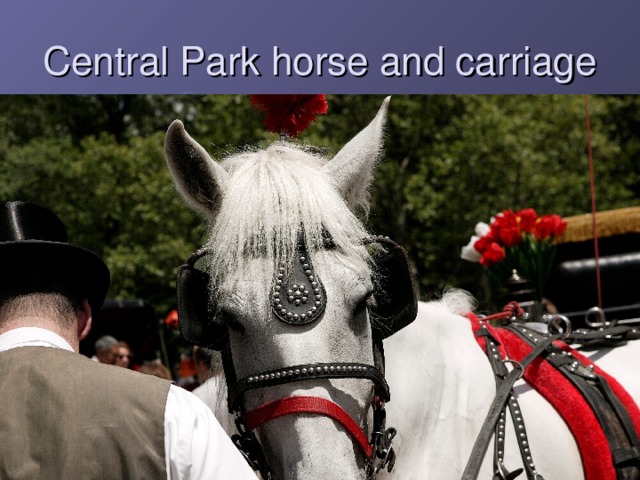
[6,346,172,399]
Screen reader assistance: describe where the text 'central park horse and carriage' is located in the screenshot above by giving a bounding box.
[155,96,640,479]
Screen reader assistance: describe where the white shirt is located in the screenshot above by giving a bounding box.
[191,375,236,435]
[0,327,257,480]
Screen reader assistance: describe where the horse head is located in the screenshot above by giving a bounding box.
[165,97,417,479]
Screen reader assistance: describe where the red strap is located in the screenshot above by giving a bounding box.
[245,396,373,458]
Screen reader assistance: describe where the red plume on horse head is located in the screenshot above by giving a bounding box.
[250,94,328,138]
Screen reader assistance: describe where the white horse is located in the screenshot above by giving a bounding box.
[164,97,640,480]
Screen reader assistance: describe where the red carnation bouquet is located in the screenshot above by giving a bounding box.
[461,208,568,300]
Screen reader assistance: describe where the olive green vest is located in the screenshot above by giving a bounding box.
[0,346,170,479]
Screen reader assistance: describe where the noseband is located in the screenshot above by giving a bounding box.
[176,233,417,479]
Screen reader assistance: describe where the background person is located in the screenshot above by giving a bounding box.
[111,340,133,368]
[139,360,173,381]
[92,334,118,363]
[0,201,257,479]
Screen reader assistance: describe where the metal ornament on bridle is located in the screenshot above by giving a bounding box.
[272,232,326,326]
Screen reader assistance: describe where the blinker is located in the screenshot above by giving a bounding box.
[176,235,418,350]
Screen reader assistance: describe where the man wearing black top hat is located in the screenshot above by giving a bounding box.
[0,201,256,479]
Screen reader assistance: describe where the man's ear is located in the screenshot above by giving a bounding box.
[77,299,93,341]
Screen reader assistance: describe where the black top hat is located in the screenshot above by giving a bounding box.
[0,201,110,314]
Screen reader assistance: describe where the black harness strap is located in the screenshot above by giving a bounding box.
[477,326,541,480]
[462,326,561,480]
[227,362,390,413]
[509,324,640,480]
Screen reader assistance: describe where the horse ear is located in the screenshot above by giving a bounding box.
[164,120,229,219]
[322,96,390,213]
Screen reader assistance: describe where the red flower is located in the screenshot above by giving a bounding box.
[517,208,538,234]
[250,94,328,137]
[165,309,179,329]
[535,214,568,240]
[479,242,506,267]
[491,210,522,247]
[474,232,495,253]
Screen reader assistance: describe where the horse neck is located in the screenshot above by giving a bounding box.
[383,301,496,477]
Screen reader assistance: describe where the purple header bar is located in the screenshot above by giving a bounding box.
[2,0,638,93]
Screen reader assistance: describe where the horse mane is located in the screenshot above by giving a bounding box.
[437,288,477,315]
[205,141,373,296]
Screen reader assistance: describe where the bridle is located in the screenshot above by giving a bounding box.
[225,359,396,479]
[176,233,417,479]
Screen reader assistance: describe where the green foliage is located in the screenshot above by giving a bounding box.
[1,94,638,315]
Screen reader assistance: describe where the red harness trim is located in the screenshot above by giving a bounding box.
[245,396,374,458]
[468,313,640,480]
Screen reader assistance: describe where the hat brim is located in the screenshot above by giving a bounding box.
[0,241,110,315]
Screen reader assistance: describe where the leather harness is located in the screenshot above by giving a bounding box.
[466,305,640,480]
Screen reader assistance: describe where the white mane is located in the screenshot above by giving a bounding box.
[205,141,373,291]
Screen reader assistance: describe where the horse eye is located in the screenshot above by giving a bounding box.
[354,290,374,315]
[221,310,245,335]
